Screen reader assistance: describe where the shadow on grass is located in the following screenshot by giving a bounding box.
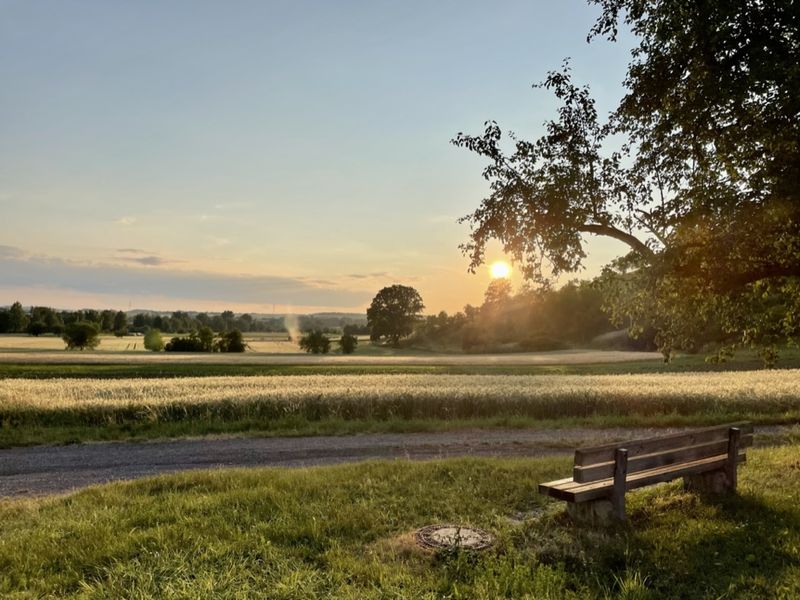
[522,485,798,598]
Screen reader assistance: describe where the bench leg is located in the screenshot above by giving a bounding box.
[684,428,741,495]
[683,469,734,494]
[566,499,615,526]
[726,427,740,492]
[611,448,628,521]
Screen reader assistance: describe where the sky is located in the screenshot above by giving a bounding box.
[0,0,635,314]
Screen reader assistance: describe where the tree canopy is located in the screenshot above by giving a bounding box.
[367,285,425,347]
[454,0,800,361]
[62,321,101,351]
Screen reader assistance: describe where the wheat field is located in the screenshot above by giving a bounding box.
[3,370,799,421]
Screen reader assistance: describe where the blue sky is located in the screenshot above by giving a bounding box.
[0,0,634,313]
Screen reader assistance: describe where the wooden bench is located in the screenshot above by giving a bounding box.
[539,423,753,524]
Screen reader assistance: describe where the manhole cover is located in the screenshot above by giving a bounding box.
[415,524,495,551]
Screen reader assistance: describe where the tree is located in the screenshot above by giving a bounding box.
[366,285,425,346]
[299,330,331,354]
[215,329,247,352]
[62,321,101,350]
[113,311,128,337]
[482,279,512,309]
[338,332,358,355]
[220,310,235,331]
[454,0,800,361]
[8,301,28,333]
[100,310,116,332]
[27,320,47,336]
[197,326,215,352]
[143,329,165,352]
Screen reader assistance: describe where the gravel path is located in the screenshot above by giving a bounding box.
[2,426,787,498]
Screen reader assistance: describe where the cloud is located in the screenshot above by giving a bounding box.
[0,245,25,259]
[112,248,178,267]
[114,216,137,225]
[346,271,390,280]
[0,253,370,308]
[120,255,170,266]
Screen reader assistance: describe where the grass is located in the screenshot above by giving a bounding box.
[0,444,798,598]
[2,371,800,447]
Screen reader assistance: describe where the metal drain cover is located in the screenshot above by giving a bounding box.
[415,524,495,551]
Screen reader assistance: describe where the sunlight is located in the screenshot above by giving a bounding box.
[489,261,511,279]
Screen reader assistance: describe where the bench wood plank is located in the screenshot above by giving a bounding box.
[573,435,753,483]
[541,453,745,503]
[574,422,753,466]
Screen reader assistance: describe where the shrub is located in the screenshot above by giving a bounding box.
[299,330,331,354]
[215,329,247,353]
[338,333,358,354]
[27,321,47,337]
[165,333,208,352]
[143,329,165,352]
[62,321,101,351]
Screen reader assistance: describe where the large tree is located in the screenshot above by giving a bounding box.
[367,285,425,346]
[454,0,799,361]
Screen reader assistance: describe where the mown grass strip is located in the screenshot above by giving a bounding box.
[0,445,798,598]
[1,349,799,378]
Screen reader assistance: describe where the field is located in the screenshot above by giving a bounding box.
[1,444,798,598]
[3,370,800,447]
[2,336,799,597]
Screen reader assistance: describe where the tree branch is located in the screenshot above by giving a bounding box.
[578,223,655,259]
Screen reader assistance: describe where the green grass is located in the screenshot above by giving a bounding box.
[1,445,798,598]
[1,349,799,378]
[3,413,799,449]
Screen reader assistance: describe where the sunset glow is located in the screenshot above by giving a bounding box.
[489,261,511,279]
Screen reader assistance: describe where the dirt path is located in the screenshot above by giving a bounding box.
[0,426,787,498]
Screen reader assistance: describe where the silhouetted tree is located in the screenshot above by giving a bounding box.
[299,330,331,354]
[338,332,358,354]
[455,0,800,361]
[8,301,28,333]
[215,329,247,352]
[367,285,424,347]
[62,321,101,350]
[113,311,128,337]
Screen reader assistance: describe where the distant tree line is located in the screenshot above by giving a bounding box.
[0,302,131,337]
[0,303,367,336]
[409,280,654,353]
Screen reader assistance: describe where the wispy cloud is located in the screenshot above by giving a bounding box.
[114,216,137,225]
[119,255,170,266]
[346,271,390,280]
[0,245,25,259]
[113,248,178,267]
[0,252,369,308]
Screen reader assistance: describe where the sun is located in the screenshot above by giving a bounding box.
[489,261,511,279]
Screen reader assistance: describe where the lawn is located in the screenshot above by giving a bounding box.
[3,370,800,447]
[0,444,797,598]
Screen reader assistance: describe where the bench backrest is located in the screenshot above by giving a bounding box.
[572,423,753,484]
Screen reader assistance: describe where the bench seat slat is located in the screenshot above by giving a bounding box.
[574,422,753,466]
[540,453,745,503]
[573,435,752,483]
